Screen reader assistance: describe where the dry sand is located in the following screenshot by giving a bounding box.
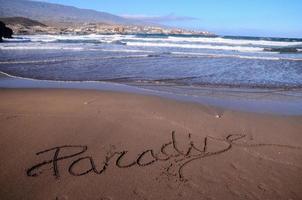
[0,88,301,200]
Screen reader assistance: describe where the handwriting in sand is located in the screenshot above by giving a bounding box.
[26,131,302,181]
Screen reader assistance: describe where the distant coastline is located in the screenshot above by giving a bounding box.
[0,17,215,36]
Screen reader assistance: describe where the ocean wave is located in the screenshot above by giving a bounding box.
[2,37,31,42]
[0,34,130,44]
[4,34,302,49]
[2,69,301,90]
[101,49,154,53]
[132,79,302,90]
[0,46,84,50]
[264,47,302,53]
[1,47,300,61]
[25,34,134,43]
[170,52,302,61]
[129,36,302,47]
[168,36,302,47]
[0,71,112,84]
[0,54,151,65]
[126,42,264,52]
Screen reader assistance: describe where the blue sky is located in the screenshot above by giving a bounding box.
[40,0,302,38]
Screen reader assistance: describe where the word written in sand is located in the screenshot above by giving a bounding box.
[26,131,301,181]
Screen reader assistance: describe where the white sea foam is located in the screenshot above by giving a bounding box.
[170,52,282,60]
[0,46,84,50]
[4,34,301,48]
[22,34,135,43]
[128,36,302,47]
[167,36,302,47]
[2,34,301,60]
[0,54,150,65]
[0,70,108,84]
[2,38,31,42]
[126,42,264,52]
[101,49,154,53]
[171,52,302,61]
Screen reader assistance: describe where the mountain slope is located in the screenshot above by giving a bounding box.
[0,17,47,27]
[0,0,143,25]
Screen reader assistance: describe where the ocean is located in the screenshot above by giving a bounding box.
[1,34,302,88]
[1,34,302,114]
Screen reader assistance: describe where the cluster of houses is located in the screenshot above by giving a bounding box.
[8,21,213,36]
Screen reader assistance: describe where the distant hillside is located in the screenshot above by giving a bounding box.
[0,17,46,27]
[0,0,144,25]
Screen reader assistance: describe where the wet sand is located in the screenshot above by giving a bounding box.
[0,88,302,200]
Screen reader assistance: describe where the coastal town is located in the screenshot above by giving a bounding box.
[64,23,214,36]
[0,17,214,36]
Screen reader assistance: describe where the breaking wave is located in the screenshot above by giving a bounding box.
[126,41,264,52]
[128,36,302,47]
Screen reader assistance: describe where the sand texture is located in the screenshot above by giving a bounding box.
[0,89,302,200]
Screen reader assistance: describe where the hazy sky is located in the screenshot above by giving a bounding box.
[40,0,302,38]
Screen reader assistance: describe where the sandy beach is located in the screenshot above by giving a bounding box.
[0,88,301,200]
[1,1,302,199]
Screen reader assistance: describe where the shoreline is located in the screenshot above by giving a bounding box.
[0,88,301,200]
[1,71,302,116]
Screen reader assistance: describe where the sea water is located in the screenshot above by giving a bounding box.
[1,34,302,88]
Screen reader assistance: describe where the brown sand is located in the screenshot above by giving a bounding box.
[0,88,301,200]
